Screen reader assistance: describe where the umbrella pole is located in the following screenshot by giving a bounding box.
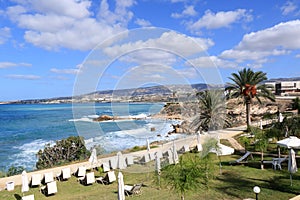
[290,173,293,186]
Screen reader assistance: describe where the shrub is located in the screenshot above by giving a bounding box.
[36,136,90,169]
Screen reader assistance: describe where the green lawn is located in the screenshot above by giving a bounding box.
[1,153,299,200]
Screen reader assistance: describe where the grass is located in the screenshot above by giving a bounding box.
[1,153,299,200]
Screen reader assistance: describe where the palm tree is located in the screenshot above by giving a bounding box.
[190,90,230,132]
[292,97,300,114]
[225,68,275,129]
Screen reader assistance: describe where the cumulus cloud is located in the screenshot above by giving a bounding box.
[219,20,300,67]
[135,18,151,27]
[5,0,136,51]
[0,27,11,44]
[5,74,41,80]
[103,31,214,61]
[281,1,297,15]
[187,56,238,68]
[50,68,80,75]
[221,20,300,61]
[187,9,252,31]
[115,64,189,89]
[171,5,197,18]
[0,62,31,68]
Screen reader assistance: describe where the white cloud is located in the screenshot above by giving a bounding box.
[5,0,135,51]
[187,9,252,31]
[97,0,135,26]
[115,64,189,89]
[120,49,177,66]
[5,74,41,80]
[187,56,238,68]
[0,62,31,68]
[171,5,197,18]
[103,31,214,61]
[50,68,80,75]
[0,27,11,44]
[135,18,151,27]
[219,20,300,67]
[281,1,297,15]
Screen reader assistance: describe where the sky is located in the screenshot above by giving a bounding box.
[1,0,300,101]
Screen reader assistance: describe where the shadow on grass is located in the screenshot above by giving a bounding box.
[14,194,21,200]
[214,171,257,199]
[215,169,300,199]
[250,174,300,195]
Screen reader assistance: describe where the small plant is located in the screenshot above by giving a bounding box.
[7,166,25,176]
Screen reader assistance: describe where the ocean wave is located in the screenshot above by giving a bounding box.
[10,139,52,170]
[69,117,94,122]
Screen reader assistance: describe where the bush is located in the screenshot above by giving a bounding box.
[7,166,25,176]
[36,136,90,169]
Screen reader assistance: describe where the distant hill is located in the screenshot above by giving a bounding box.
[7,83,224,104]
[266,77,300,82]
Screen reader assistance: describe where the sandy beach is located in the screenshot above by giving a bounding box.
[0,124,246,190]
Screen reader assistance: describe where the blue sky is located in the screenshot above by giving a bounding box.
[1,0,300,101]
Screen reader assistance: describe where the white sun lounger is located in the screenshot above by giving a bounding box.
[106,171,116,183]
[155,151,163,159]
[124,183,142,196]
[96,170,116,185]
[102,162,110,172]
[149,152,155,160]
[30,174,41,187]
[61,167,71,180]
[43,172,54,184]
[80,172,95,185]
[41,181,57,196]
[126,155,134,166]
[76,166,86,177]
[140,154,150,163]
[163,149,172,157]
[229,151,252,164]
[109,157,118,169]
[179,145,190,153]
[22,194,35,200]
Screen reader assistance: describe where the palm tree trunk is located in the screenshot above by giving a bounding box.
[261,151,264,170]
[246,101,251,129]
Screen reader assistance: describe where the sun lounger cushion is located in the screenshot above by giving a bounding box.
[126,156,134,166]
[31,174,41,187]
[124,183,142,196]
[44,172,54,183]
[61,168,71,180]
[21,194,35,200]
[41,181,57,196]
[105,171,116,183]
[77,166,86,177]
[102,162,110,172]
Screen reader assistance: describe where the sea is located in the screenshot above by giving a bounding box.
[0,103,183,171]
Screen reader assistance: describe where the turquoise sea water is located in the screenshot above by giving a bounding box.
[0,103,182,171]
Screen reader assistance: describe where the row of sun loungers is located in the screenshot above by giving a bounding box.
[18,143,195,199]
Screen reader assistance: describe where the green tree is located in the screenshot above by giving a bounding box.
[190,90,230,132]
[252,127,268,170]
[292,97,300,114]
[161,139,216,200]
[225,68,275,129]
[36,136,90,169]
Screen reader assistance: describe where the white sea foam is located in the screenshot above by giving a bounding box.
[10,139,52,170]
[83,118,185,152]
[69,117,94,122]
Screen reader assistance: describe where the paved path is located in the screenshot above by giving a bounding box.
[0,124,247,190]
[228,138,245,151]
